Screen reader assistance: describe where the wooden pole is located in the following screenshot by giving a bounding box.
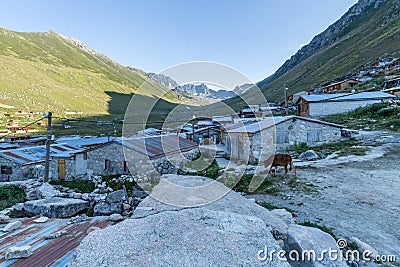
[44,112,52,182]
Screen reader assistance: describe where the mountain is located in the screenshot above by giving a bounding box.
[0,27,193,119]
[230,0,400,105]
[149,73,237,100]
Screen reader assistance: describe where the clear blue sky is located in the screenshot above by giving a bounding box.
[1,0,357,83]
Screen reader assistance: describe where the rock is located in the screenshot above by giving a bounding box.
[44,230,67,239]
[131,187,148,198]
[349,237,379,260]
[74,193,82,199]
[2,220,22,232]
[284,224,347,266]
[35,183,60,198]
[86,226,101,234]
[269,209,294,225]
[69,214,89,224]
[93,190,126,216]
[69,208,289,267]
[5,246,32,260]
[123,203,131,211]
[108,213,124,222]
[24,197,89,218]
[132,175,289,238]
[0,214,11,224]
[299,150,319,161]
[81,193,89,200]
[33,216,49,223]
[13,203,24,211]
[25,189,40,200]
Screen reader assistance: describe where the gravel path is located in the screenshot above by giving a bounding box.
[249,140,400,265]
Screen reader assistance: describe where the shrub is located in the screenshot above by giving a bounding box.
[49,180,95,193]
[0,185,25,211]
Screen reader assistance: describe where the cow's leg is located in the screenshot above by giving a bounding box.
[283,165,288,177]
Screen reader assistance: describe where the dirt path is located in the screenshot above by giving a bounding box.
[249,142,400,264]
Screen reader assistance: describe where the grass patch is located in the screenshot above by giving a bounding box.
[291,140,369,157]
[324,103,400,132]
[49,180,95,193]
[197,160,223,179]
[0,185,25,211]
[299,221,337,239]
[257,201,295,213]
[232,174,281,195]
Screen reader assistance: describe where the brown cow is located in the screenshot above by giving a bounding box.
[263,154,296,177]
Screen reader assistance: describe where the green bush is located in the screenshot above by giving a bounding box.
[49,180,95,193]
[0,185,26,210]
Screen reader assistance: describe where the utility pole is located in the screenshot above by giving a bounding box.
[284,84,289,116]
[44,112,52,183]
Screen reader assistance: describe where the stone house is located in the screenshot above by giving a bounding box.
[296,92,394,118]
[86,135,199,177]
[321,78,359,93]
[226,116,344,163]
[0,144,84,181]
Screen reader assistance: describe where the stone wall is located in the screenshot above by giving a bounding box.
[49,157,86,181]
[309,100,386,117]
[248,119,342,163]
[0,158,44,181]
[87,142,200,178]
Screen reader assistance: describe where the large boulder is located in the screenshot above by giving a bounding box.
[69,208,290,267]
[35,182,60,198]
[284,224,347,267]
[23,197,89,218]
[132,175,289,238]
[2,220,22,232]
[299,150,319,161]
[93,189,127,216]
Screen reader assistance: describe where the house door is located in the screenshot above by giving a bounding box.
[58,160,66,180]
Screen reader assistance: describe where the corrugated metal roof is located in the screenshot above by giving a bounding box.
[0,216,113,267]
[298,92,394,103]
[227,116,344,134]
[0,144,83,165]
[122,134,198,159]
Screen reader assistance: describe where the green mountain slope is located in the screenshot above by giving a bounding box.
[0,28,181,117]
[226,0,400,107]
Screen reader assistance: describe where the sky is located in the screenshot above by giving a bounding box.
[1,0,358,84]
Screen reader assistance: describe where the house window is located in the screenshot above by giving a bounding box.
[276,132,289,144]
[83,153,87,160]
[105,159,111,171]
[307,130,323,142]
[123,161,129,173]
[1,166,12,175]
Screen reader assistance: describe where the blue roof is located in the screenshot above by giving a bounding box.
[299,92,394,103]
[0,144,83,165]
[54,136,111,148]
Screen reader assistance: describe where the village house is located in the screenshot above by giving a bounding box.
[383,77,400,89]
[321,78,359,93]
[0,144,84,181]
[86,134,199,178]
[225,116,344,163]
[382,86,400,99]
[296,91,394,117]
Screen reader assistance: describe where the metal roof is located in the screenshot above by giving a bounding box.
[0,144,83,165]
[0,216,113,267]
[298,92,394,103]
[54,136,111,148]
[122,134,198,159]
[226,116,344,134]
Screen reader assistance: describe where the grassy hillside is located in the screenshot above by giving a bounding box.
[226,0,400,108]
[0,28,184,119]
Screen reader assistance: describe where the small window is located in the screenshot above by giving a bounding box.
[83,153,87,160]
[1,166,12,174]
[307,130,323,142]
[276,132,289,144]
[104,159,111,171]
